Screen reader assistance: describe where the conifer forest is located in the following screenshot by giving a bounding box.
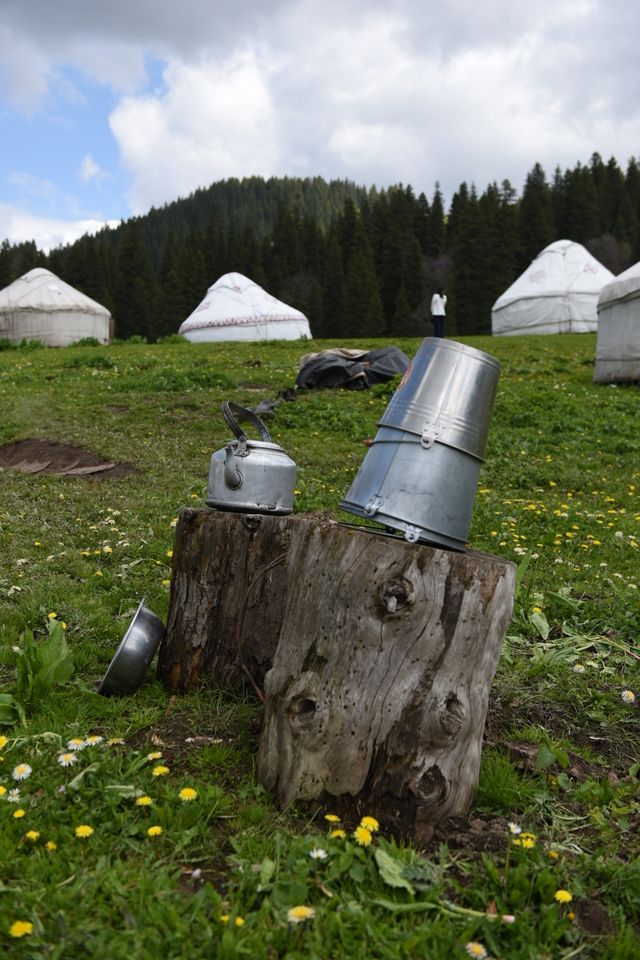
[2,153,640,340]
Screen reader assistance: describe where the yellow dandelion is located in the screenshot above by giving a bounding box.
[166,549,173,558]
[24,830,40,842]
[152,765,170,777]
[13,809,26,819]
[75,824,94,838]
[47,611,57,619]
[136,795,153,806]
[0,735,7,749]
[46,841,57,851]
[178,787,198,802]
[359,815,379,832]
[0,786,5,796]
[324,813,340,823]
[287,905,315,923]
[548,849,559,860]
[220,915,230,924]
[353,825,373,847]
[9,920,33,938]
[554,889,573,903]
[330,828,346,838]
[147,826,163,837]
[234,917,245,927]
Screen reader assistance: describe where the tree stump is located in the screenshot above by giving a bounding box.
[158,508,515,840]
[256,520,515,841]
[157,508,300,694]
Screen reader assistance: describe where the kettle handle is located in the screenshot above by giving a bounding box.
[221,401,271,443]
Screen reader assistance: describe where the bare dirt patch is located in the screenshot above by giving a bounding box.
[0,438,137,479]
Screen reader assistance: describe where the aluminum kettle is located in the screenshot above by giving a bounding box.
[206,401,296,515]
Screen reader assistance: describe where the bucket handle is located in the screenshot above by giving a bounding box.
[221,401,272,452]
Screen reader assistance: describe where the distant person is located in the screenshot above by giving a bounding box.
[430,288,447,337]
[430,288,447,338]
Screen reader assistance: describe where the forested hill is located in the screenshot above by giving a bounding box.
[2,156,640,341]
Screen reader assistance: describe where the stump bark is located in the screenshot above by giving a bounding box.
[157,508,300,693]
[255,520,515,840]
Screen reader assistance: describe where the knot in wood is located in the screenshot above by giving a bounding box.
[287,696,322,736]
[243,515,262,533]
[415,765,448,812]
[438,693,465,740]
[379,577,416,616]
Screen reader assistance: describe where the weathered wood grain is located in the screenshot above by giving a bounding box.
[256,521,515,840]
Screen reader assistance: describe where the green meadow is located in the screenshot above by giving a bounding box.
[0,333,638,959]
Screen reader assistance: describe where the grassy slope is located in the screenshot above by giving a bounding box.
[0,334,638,959]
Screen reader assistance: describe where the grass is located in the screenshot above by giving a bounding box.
[0,333,638,958]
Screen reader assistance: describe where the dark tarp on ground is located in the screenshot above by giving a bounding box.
[295,346,410,390]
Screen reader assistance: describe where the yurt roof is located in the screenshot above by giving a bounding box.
[493,240,614,311]
[0,268,110,317]
[179,272,308,333]
[598,260,640,308]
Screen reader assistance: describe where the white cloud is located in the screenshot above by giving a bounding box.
[0,25,51,112]
[109,52,281,212]
[79,154,109,184]
[0,203,120,253]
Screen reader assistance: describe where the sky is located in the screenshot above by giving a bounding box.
[1,0,639,252]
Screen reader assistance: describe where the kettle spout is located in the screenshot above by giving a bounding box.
[224,444,243,489]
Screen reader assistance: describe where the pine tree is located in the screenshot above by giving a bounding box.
[343,215,384,338]
[113,220,158,340]
[519,163,554,268]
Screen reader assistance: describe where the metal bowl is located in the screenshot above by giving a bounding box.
[97,600,165,696]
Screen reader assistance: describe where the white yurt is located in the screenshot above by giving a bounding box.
[0,268,111,346]
[594,261,640,383]
[178,272,312,343]
[491,240,614,336]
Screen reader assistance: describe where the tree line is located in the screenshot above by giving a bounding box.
[1,155,639,340]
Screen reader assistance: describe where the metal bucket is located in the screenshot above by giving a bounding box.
[339,338,500,550]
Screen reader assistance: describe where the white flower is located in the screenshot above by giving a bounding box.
[84,735,104,746]
[12,763,32,781]
[508,822,522,835]
[57,753,78,767]
[67,738,87,751]
[621,690,636,705]
[465,943,488,959]
[309,847,328,861]
[573,663,586,674]
[7,788,21,802]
